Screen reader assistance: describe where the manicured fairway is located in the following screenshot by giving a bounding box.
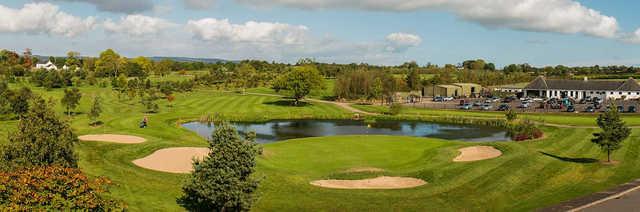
[2,84,640,211]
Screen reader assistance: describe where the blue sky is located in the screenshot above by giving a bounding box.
[0,0,638,67]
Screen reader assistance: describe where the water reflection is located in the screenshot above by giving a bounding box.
[182,119,509,144]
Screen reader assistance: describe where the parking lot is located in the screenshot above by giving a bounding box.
[405,97,640,114]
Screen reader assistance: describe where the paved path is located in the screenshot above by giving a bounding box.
[541,179,640,211]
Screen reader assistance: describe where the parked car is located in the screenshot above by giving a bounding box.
[617,106,625,113]
[585,105,595,113]
[518,102,530,108]
[433,96,444,102]
[459,103,472,110]
[629,106,637,113]
[532,97,544,102]
[497,104,511,111]
[550,103,562,109]
[593,102,602,109]
[481,104,493,110]
[490,97,501,102]
[443,96,454,101]
[566,105,575,112]
[473,101,483,106]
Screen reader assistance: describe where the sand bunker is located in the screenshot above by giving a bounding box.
[132,147,210,174]
[453,146,502,162]
[78,134,146,144]
[310,176,426,189]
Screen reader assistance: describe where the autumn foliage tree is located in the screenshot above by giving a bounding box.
[0,166,125,210]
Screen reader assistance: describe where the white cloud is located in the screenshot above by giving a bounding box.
[236,0,619,38]
[183,0,217,9]
[0,2,96,37]
[104,15,175,37]
[385,32,422,52]
[54,0,154,14]
[621,28,640,44]
[186,18,309,45]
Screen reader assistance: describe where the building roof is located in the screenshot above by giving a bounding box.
[524,76,640,91]
[452,83,481,87]
[436,84,462,89]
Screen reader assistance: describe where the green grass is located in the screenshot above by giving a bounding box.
[3,81,640,211]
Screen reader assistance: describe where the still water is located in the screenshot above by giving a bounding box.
[182,119,509,143]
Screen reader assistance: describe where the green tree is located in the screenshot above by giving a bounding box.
[272,65,325,105]
[0,97,78,171]
[505,109,518,121]
[155,59,173,77]
[133,56,154,75]
[95,49,121,77]
[405,68,421,90]
[178,122,261,211]
[88,96,102,125]
[9,87,32,117]
[592,102,632,162]
[61,88,82,116]
[65,51,81,68]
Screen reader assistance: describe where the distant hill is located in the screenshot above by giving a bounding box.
[149,56,234,64]
[32,55,233,64]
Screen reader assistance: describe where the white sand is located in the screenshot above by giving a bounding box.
[78,134,146,144]
[132,147,210,174]
[343,167,385,173]
[453,146,502,162]
[310,176,426,189]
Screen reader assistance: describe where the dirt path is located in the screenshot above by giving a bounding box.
[310,176,426,189]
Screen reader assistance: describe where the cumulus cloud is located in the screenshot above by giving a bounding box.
[104,15,175,37]
[385,32,422,52]
[54,0,154,14]
[186,18,309,45]
[621,28,640,44]
[183,0,217,10]
[0,2,96,37]
[237,0,619,38]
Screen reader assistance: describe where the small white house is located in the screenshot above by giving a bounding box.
[35,61,58,71]
[523,76,640,100]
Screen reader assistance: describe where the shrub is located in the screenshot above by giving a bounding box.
[388,103,403,115]
[0,166,125,210]
[506,119,544,141]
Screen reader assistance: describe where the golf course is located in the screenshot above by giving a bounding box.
[2,79,640,211]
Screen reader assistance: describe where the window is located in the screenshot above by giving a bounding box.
[611,92,614,95]
[629,92,632,95]
[620,92,623,95]
[590,91,594,94]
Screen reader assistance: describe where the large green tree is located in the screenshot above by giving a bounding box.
[0,97,78,171]
[592,102,632,162]
[178,122,262,211]
[272,65,325,105]
[61,87,82,116]
[95,49,121,77]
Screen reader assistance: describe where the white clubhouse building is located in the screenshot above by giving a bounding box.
[523,76,640,100]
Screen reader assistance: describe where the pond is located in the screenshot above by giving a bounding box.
[182,119,510,143]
